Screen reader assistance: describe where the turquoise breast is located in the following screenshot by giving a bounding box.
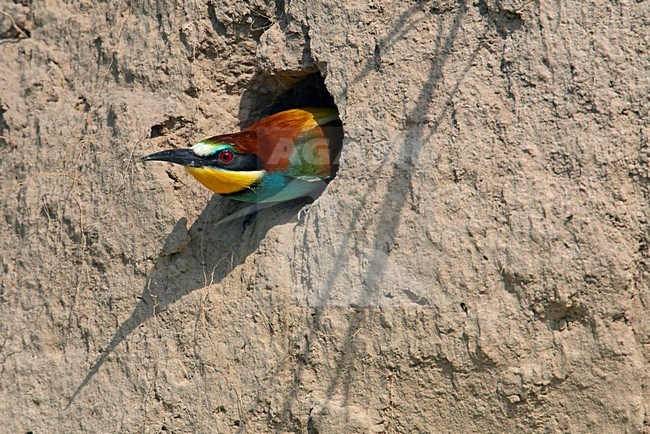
[226,172,326,203]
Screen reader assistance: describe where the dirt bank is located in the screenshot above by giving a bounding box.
[0,0,647,432]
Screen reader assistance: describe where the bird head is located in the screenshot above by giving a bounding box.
[142,140,265,195]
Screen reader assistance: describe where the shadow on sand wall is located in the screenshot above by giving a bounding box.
[67,194,314,406]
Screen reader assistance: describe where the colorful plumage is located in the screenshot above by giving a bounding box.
[142,108,341,203]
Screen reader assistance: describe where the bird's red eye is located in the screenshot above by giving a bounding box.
[219,150,234,163]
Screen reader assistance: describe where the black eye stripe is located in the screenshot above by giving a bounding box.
[206,153,263,171]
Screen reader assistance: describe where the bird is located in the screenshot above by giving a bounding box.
[142,107,342,203]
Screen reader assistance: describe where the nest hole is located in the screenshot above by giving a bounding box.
[238,71,343,180]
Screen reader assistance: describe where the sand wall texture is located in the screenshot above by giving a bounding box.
[0,0,648,432]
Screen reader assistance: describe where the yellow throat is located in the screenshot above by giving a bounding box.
[185,167,265,195]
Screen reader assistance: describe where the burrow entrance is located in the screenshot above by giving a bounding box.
[238,71,343,181]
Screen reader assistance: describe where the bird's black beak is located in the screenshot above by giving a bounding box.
[141,149,204,167]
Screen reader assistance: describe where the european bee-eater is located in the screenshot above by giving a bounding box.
[143,108,341,203]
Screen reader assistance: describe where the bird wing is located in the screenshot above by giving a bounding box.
[250,108,340,177]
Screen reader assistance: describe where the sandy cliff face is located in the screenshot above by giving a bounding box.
[0,0,647,432]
